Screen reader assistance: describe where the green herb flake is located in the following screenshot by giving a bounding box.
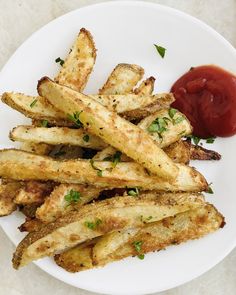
[90,159,103,177]
[168,108,177,119]
[173,116,184,125]
[112,151,122,168]
[64,189,81,204]
[83,134,90,142]
[206,183,214,194]
[138,254,145,260]
[154,44,166,58]
[41,120,48,127]
[30,99,37,108]
[85,219,102,230]
[127,187,139,197]
[67,111,83,128]
[55,57,64,66]
[147,117,168,135]
[192,136,201,145]
[206,137,215,144]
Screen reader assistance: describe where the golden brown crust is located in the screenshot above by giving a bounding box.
[18,218,43,232]
[164,140,191,164]
[99,64,144,95]
[55,28,97,92]
[134,77,155,95]
[190,143,221,160]
[0,182,22,216]
[12,192,204,269]
[0,149,208,191]
[54,204,224,272]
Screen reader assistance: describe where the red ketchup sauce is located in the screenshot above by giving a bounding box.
[171,65,236,138]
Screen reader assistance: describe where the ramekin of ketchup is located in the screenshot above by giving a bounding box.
[171,65,236,138]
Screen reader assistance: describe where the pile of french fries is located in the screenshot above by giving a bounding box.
[0,28,224,272]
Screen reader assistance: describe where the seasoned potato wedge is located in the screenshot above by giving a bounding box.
[0,183,22,216]
[36,184,102,223]
[12,192,205,268]
[190,143,221,160]
[55,28,96,92]
[163,140,191,164]
[138,108,192,148]
[38,77,178,179]
[54,204,224,272]
[14,181,54,205]
[10,126,107,150]
[99,63,144,95]
[134,77,155,95]
[2,91,174,124]
[0,149,207,191]
[20,142,53,155]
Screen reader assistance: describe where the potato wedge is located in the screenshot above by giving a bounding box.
[138,108,192,148]
[12,192,205,268]
[134,77,155,95]
[10,126,107,150]
[2,91,174,124]
[0,149,208,191]
[0,183,22,216]
[54,28,96,92]
[99,64,144,95]
[1,93,68,124]
[19,204,40,218]
[36,184,102,223]
[38,77,178,179]
[56,203,223,272]
[190,143,221,160]
[14,181,54,205]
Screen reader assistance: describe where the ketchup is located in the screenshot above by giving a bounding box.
[171,65,236,138]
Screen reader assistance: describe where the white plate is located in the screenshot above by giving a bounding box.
[0,1,236,294]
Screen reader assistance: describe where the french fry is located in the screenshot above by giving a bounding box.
[99,64,144,95]
[0,183,22,216]
[134,77,155,95]
[138,108,192,148]
[12,192,205,268]
[0,149,208,191]
[190,143,221,160]
[55,28,96,92]
[38,77,178,179]
[55,204,224,272]
[2,92,174,124]
[19,204,40,218]
[10,126,107,150]
[14,181,54,205]
[36,184,102,223]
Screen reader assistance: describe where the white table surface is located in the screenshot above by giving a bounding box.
[0,1,235,295]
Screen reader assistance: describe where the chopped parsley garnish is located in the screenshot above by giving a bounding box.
[147,117,168,137]
[206,137,215,144]
[127,187,139,197]
[85,219,102,230]
[140,215,153,222]
[83,134,90,142]
[67,111,83,128]
[133,241,145,260]
[102,151,122,168]
[186,135,216,145]
[206,183,214,194]
[168,108,177,119]
[64,189,81,204]
[173,116,184,125]
[154,44,166,58]
[41,120,48,127]
[30,99,37,108]
[55,57,64,66]
[90,159,103,177]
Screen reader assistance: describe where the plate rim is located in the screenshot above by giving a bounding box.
[0,1,236,294]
